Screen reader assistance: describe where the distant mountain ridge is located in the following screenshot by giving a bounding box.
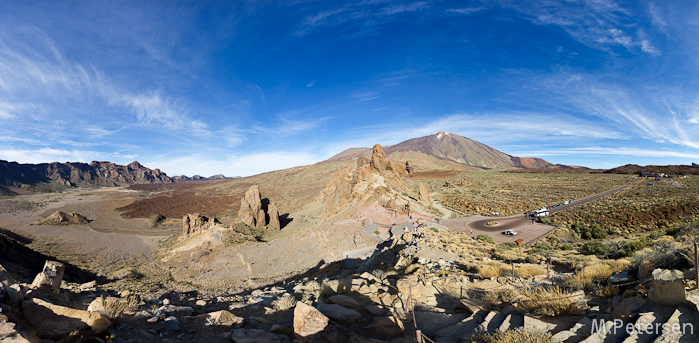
[173,174,240,182]
[0,160,173,191]
[329,131,580,170]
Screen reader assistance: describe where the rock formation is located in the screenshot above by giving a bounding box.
[30,261,65,294]
[319,143,430,219]
[418,183,430,204]
[35,211,89,226]
[236,185,281,229]
[405,160,414,177]
[0,159,173,189]
[182,213,220,238]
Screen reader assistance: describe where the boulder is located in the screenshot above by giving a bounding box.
[316,304,363,323]
[608,272,629,284]
[648,269,686,306]
[199,310,244,327]
[30,261,65,294]
[230,329,290,343]
[418,183,430,204]
[611,295,647,319]
[364,316,404,338]
[293,302,353,343]
[22,298,111,336]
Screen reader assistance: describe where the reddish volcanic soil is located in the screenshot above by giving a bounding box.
[117,180,239,218]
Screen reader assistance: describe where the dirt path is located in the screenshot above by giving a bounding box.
[430,192,452,219]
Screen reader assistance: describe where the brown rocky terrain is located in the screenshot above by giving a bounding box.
[0,160,173,192]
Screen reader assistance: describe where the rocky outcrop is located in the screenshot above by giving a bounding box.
[418,183,430,204]
[320,143,430,219]
[30,261,64,294]
[35,211,89,226]
[0,159,173,189]
[236,185,281,229]
[182,213,220,237]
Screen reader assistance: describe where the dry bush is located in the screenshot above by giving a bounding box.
[595,285,619,299]
[515,265,547,278]
[562,263,615,291]
[516,286,580,317]
[482,289,519,305]
[273,293,297,311]
[478,262,508,278]
[466,327,555,343]
[104,295,140,320]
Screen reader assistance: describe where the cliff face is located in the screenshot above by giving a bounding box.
[0,160,173,189]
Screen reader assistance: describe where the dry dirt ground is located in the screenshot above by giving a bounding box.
[0,188,173,276]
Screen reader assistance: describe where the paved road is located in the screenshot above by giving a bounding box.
[443,183,636,243]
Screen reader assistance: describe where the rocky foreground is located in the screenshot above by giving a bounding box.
[3,222,699,342]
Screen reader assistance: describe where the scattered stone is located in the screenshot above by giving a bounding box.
[328,295,361,308]
[159,305,194,316]
[364,304,386,316]
[147,317,159,323]
[611,295,647,319]
[164,316,180,331]
[293,302,353,343]
[364,316,404,338]
[30,260,65,294]
[22,298,111,336]
[316,304,364,323]
[195,300,207,306]
[230,328,290,343]
[608,272,629,284]
[199,310,243,327]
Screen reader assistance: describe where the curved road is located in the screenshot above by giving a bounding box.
[460,183,635,233]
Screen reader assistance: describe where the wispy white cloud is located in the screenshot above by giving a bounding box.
[491,0,660,55]
[122,92,208,133]
[537,73,699,150]
[447,6,485,15]
[296,1,430,36]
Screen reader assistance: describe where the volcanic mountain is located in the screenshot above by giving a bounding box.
[329,131,570,171]
[0,160,173,191]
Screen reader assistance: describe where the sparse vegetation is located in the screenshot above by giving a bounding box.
[476,234,495,244]
[517,286,581,317]
[467,327,555,343]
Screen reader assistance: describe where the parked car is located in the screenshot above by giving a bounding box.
[502,230,518,235]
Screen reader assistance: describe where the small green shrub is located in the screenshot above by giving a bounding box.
[477,234,496,244]
[579,241,610,256]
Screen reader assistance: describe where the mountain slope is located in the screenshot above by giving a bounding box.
[0,160,173,190]
[329,131,565,170]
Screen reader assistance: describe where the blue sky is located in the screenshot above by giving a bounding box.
[2,0,699,176]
